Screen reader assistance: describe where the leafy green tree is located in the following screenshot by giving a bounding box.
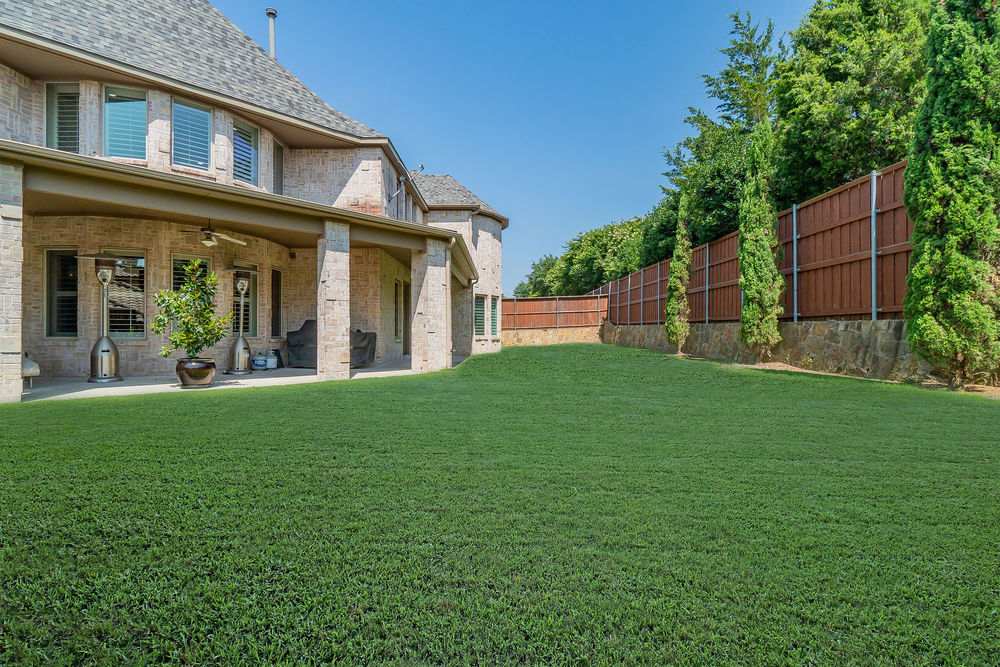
[737,121,784,362]
[665,12,777,246]
[903,0,1000,388]
[663,194,694,352]
[774,0,929,206]
[150,260,232,359]
[512,255,558,297]
[638,191,680,267]
[546,217,648,295]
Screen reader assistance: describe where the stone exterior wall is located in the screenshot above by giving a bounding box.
[379,251,409,363]
[503,326,602,347]
[451,278,473,356]
[21,215,315,377]
[0,161,23,402]
[285,147,386,216]
[601,320,941,384]
[426,211,503,355]
[317,221,351,380]
[349,247,409,364]
[411,238,450,371]
[0,63,43,145]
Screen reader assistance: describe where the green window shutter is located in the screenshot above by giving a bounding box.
[106,251,145,338]
[46,84,80,153]
[104,86,147,159]
[474,296,485,336]
[172,99,212,170]
[273,140,284,194]
[233,119,258,184]
[46,249,78,337]
[491,296,499,336]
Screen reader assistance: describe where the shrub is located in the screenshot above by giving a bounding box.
[663,193,693,352]
[150,260,232,360]
[903,0,1000,388]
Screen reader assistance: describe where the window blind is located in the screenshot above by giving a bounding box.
[474,296,485,336]
[46,249,78,337]
[107,252,145,338]
[46,84,79,153]
[104,87,146,159]
[233,120,258,184]
[232,264,258,337]
[172,100,211,170]
[491,296,499,336]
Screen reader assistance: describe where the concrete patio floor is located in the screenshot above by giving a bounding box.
[21,355,469,402]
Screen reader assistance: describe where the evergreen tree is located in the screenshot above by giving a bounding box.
[512,255,558,297]
[738,121,784,362]
[775,0,929,206]
[903,0,1000,388]
[663,194,693,352]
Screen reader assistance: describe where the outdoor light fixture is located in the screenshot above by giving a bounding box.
[77,252,125,383]
[223,266,259,375]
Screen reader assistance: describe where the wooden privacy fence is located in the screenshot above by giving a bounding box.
[501,295,610,330]
[586,161,912,325]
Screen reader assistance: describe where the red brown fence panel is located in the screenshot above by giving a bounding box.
[501,295,609,330]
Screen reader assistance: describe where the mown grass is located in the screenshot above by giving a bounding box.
[1,344,998,664]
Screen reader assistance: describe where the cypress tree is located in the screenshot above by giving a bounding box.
[903,0,1000,388]
[738,120,784,362]
[663,193,693,352]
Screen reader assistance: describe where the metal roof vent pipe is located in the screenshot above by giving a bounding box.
[266,8,277,58]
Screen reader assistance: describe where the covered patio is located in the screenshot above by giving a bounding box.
[0,141,479,403]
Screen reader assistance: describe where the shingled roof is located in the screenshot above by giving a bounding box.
[409,171,506,224]
[1,0,382,139]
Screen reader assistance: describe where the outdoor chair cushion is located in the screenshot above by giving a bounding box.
[22,355,39,378]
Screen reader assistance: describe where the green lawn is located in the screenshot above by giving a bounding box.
[1,344,998,664]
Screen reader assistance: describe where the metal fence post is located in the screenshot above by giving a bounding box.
[705,243,710,324]
[656,261,662,324]
[792,204,799,323]
[870,170,879,321]
[513,297,517,331]
[639,269,643,325]
[555,295,559,329]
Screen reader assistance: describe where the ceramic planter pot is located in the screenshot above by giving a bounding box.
[175,358,216,386]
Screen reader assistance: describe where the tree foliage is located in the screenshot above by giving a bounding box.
[775,0,930,206]
[663,193,694,352]
[512,255,558,297]
[541,217,649,296]
[150,261,232,360]
[737,121,784,361]
[902,0,1000,387]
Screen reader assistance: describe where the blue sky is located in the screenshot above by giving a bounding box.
[212,0,813,293]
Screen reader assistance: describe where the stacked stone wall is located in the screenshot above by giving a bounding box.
[0,63,43,145]
[0,162,23,402]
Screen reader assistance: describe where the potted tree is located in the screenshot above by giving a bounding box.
[150,260,232,386]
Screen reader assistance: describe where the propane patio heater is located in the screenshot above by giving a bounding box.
[77,252,125,383]
[224,266,258,375]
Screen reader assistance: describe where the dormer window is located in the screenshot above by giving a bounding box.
[103,86,147,159]
[45,83,80,153]
[172,98,212,170]
[233,119,258,185]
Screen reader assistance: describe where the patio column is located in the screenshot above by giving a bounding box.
[316,220,351,380]
[411,238,451,372]
[0,162,23,403]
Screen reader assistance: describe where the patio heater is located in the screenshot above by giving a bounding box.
[224,266,259,375]
[77,253,124,383]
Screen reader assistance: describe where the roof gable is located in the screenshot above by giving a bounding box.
[2,0,381,139]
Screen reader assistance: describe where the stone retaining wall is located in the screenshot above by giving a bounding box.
[602,320,945,384]
[502,326,601,347]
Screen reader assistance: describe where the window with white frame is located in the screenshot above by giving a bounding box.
[103,86,147,159]
[231,261,258,337]
[45,83,79,153]
[233,119,258,185]
[172,99,212,170]
[104,249,146,338]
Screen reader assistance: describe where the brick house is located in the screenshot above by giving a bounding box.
[0,0,508,403]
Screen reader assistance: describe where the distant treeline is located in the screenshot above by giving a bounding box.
[514,1,929,297]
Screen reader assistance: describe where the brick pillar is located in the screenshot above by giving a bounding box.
[147,90,172,170]
[411,238,451,372]
[0,162,23,403]
[317,220,350,380]
[78,81,101,157]
[213,108,234,185]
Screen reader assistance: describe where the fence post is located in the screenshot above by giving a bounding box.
[705,243,710,324]
[870,170,879,321]
[513,297,517,331]
[639,269,643,325]
[792,204,799,323]
[657,261,661,325]
[555,296,559,329]
[625,273,632,326]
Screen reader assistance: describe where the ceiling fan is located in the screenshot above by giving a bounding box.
[182,222,247,247]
